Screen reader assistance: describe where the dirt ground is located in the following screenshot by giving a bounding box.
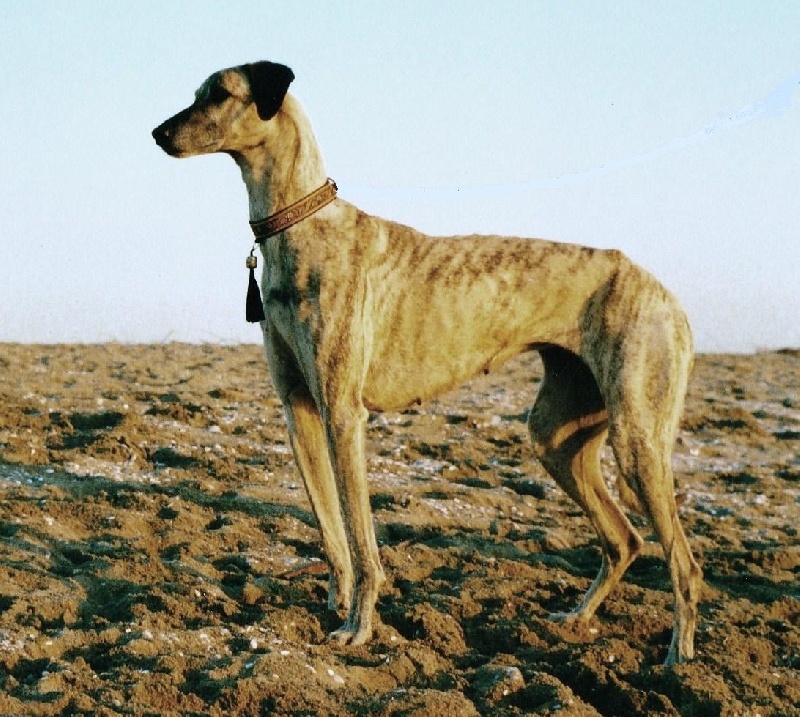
[0,343,797,716]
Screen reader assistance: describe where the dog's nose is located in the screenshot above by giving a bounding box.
[152,124,170,147]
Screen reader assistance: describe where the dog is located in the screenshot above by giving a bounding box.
[152,61,702,665]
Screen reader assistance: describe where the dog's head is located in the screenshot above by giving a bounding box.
[152,61,295,157]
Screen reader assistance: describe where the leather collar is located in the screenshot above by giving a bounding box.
[249,178,337,243]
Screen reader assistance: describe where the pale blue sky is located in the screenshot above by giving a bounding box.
[1,2,798,351]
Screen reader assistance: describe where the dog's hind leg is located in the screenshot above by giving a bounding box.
[605,348,702,665]
[528,347,644,624]
[284,388,354,613]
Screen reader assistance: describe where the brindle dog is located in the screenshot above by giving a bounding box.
[152,61,702,665]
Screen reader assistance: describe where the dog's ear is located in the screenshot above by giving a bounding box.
[243,61,295,120]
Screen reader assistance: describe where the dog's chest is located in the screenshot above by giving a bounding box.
[259,247,334,345]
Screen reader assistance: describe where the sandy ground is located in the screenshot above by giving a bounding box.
[0,343,797,716]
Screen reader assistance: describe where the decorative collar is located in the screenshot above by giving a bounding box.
[249,178,337,243]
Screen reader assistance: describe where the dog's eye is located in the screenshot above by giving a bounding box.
[208,84,231,104]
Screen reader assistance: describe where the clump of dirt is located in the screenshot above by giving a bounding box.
[0,343,797,715]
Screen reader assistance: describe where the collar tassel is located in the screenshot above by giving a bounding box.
[245,249,265,323]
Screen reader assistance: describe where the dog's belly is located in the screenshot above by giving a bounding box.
[363,274,587,410]
[362,340,533,412]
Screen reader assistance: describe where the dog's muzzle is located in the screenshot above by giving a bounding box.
[152,105,198,156]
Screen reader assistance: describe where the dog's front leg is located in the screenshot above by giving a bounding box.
[261,321,355,613]
[324,398,386,646]
[284,387,354,613]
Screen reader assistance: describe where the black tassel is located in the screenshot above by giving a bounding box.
[246,252,266,323]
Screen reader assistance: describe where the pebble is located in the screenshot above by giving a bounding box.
[325,667,346,685]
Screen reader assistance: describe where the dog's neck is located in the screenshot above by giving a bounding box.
[233,95,328,224]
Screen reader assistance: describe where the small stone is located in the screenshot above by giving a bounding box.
[473,664,525,704]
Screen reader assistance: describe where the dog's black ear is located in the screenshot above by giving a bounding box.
[243,61,295,120]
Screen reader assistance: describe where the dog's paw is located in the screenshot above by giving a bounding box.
[546,610,588,625]
[328,620,373,647]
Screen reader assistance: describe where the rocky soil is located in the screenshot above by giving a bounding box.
[0,343,797,715]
